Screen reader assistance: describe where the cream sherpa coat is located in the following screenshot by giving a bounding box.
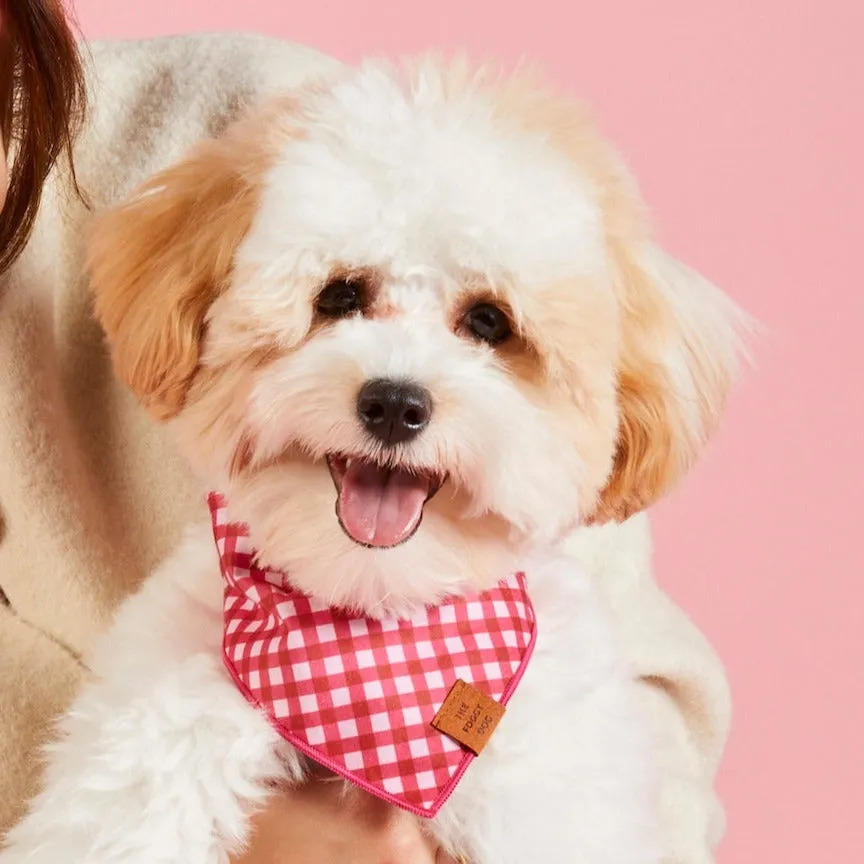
[0,34,729,862]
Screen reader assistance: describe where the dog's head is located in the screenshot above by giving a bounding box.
[87,58,746,615]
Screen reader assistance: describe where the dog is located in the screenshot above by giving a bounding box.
[0,56,746,864]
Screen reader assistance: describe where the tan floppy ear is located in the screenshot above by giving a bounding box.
[85,113,282,420]
[592,242,750,522]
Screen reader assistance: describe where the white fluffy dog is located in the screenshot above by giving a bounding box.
[1,57,745,864]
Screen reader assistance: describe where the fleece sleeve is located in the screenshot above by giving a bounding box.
[566,514,731,864]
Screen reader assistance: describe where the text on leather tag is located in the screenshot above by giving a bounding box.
[430,679,506,755]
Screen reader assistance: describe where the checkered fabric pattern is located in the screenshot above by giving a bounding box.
[209,493,536,817]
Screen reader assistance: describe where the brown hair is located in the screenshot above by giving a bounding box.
[0,0,87,275]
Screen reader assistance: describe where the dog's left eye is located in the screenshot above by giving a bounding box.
[315,278,364,317]
[463,302,512,345]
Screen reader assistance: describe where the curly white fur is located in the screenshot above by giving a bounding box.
[1,522,658,864]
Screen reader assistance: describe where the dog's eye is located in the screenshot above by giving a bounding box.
[315,278,364,317]
[463,302,512,345]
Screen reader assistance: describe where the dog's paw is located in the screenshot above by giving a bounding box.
[1,653,291,863]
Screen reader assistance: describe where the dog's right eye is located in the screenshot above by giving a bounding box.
[315,278,364,317]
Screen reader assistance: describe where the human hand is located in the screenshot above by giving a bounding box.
[230,774,463,864]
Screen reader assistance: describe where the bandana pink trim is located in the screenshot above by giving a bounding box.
[210,493,537,817]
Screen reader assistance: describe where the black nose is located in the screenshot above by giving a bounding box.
[356,379,432,446]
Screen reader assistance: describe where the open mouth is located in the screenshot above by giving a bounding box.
[327,455,444,549]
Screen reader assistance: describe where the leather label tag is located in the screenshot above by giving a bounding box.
[430,679,505,755]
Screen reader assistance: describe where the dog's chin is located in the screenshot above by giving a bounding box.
[326,454,446,550]
[227,456,515,616]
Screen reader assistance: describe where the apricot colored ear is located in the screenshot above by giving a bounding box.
[85,132,267,419]
[592,244,750,522]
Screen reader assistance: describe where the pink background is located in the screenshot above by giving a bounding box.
[71,1,863,861]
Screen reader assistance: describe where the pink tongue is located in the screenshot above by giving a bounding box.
[337,461,431,548]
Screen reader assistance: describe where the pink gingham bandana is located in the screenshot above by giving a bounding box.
[209,493,537,817]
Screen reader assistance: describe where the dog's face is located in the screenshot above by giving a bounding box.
[87,59,745,615]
